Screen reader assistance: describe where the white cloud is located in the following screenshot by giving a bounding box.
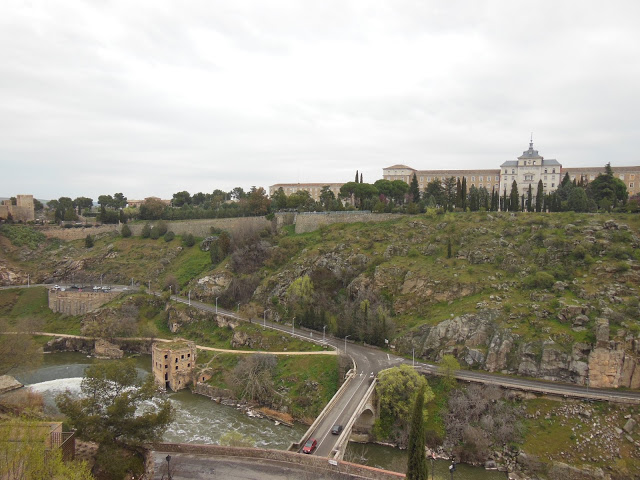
[1,0,639,199]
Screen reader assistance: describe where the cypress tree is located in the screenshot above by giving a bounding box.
[527,184,533,212]
[355,170,359,183]
[536,180,544,212]
[409,173,420,203]
[461,177,467,210]
[406,386,428,480]
[510,181,519,212]
[455,178,462,208]
[360,173,363,184]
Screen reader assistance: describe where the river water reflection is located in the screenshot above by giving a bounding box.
[14,352,505,478]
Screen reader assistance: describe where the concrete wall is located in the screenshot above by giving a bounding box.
[48,290,119,315]
[149,443,405,480]
[294,212,402,234]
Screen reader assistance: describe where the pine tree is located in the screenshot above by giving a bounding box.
[406,386,428,480]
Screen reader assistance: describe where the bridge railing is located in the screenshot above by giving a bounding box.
[330,377,377,461]
[289,361,357,452]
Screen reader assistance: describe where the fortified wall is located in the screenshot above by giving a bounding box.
[127,217,272,237]
[48,290,119,316]
[0,195,35,222]
[37,212,400,241]
[292,212,402,234]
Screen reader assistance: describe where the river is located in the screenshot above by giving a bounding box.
[13,352,506,479]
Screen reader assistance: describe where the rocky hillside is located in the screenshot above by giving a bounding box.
[2,213,639,388]
[208,212,640,389]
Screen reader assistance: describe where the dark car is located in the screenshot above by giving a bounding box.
[302,438,317,454]
[331,424,343,435]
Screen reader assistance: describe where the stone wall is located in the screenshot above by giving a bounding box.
[48,290,119,315]
[39,225,118,241]
[148,443,405,480]
[128,217,271,237]
[294,212,402,234]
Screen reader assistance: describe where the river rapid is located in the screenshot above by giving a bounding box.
[13,352,506,479]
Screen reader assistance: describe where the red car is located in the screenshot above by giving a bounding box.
[302,438,317,454]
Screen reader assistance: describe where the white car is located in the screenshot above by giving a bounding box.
[93,286,101,291]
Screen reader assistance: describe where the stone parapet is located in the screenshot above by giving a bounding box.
[148,442,405,480]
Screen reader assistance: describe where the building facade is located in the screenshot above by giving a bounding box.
[499,141,562,197]
[152,341,196,392]
[0,195,35,222]
[383,165,501,193]
[382,142,640,199]
[269,183,343,202]
[270,142,640,202]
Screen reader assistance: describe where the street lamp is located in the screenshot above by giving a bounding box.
[263,309,268,329]
[323,325,327,344]
[237,302,240,313]
[215,297,218,314]
[27,274,30,287]
[100,274,103,287]
[344,335,351,354]
[188,290,191,306]
[292,316,296,335]
[166,455,172,480]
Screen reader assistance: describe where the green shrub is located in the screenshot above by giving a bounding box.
[0,225,46,249]
[150,227,160,240]
[164,231,175,242]
[183,233,195,247]
[156,221,169,236]
[523,272,555,289]
[121,224,132,238]
[85,235,94,248]
[141,223,151,238]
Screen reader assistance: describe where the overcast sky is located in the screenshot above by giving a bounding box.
[1,1,639,201]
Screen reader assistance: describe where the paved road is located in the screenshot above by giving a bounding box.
[151,452,354,480]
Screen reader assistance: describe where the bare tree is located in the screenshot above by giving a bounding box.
[228,354,277,403]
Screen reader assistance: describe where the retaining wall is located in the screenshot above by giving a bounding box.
[128,217,272,237]
[48,290,120,315]
[294,212,402,234]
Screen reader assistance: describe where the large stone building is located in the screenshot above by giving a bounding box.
[270,141,640,202]
[0,195,35,222]
[382,141,640,199]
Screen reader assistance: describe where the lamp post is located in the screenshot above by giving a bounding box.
[27,274,30,287]
[215,297,218,314]
[344,335,351,354]
[430,454,435,480]
[100,274,104,287]
[323,325,327,344]
[292,317,296,335]
[188,290,191,306]
[449,458,456,480]
[166,455,172,480]
[263,309,269,330]
[148,280,151,292]
[237,302,240,313]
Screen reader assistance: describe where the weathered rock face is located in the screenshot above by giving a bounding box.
[94,338,124,359]
[196,272,233,296]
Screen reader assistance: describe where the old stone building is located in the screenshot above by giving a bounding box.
[269,183,343,202]
[152,340,196,391]
[0,195,35,222]
[499,140,562,198]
